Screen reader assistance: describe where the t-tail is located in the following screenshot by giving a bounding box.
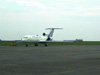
[46,28,62,41]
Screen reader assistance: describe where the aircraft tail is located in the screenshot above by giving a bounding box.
[46,28,62,41]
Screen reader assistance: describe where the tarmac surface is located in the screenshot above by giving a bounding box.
[0,45,100,75]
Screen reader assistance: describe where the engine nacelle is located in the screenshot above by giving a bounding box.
[43,33,49,36]
[43,33,46,36]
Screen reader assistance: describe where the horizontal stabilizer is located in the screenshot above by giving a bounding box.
[46,28,63,30]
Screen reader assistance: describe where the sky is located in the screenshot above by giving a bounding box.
[0,0,100,41]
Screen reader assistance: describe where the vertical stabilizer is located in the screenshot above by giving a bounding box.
[46,28,62,41]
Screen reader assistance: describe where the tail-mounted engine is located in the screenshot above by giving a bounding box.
[43,33,49,36]
[43,33,46,36]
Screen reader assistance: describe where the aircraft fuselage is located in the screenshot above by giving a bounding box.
[22,35,47,42]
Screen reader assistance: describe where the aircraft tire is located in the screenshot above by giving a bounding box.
[35,43,38,46]
[26,44,28,47]
[45,43,48,46]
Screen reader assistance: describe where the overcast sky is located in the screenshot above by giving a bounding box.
[0,0,100,41]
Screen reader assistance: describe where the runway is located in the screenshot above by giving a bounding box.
[0,45,100,75]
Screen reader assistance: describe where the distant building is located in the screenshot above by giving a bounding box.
[63,40,75,42]
[74,39,83,42]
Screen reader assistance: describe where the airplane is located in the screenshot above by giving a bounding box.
[21,28,63,46]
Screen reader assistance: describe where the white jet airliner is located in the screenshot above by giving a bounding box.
[21,28,62,46]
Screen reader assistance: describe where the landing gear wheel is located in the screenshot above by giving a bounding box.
[26,44,28,47]
[44,43,48,46]
[35,43,38,46]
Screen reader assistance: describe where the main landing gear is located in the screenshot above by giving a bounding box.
[26,44,28,47]
[35,43,38,46]
[25,43,48,47]
[44,43,48,46]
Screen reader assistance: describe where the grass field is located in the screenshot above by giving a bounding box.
[0,41,100,46]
